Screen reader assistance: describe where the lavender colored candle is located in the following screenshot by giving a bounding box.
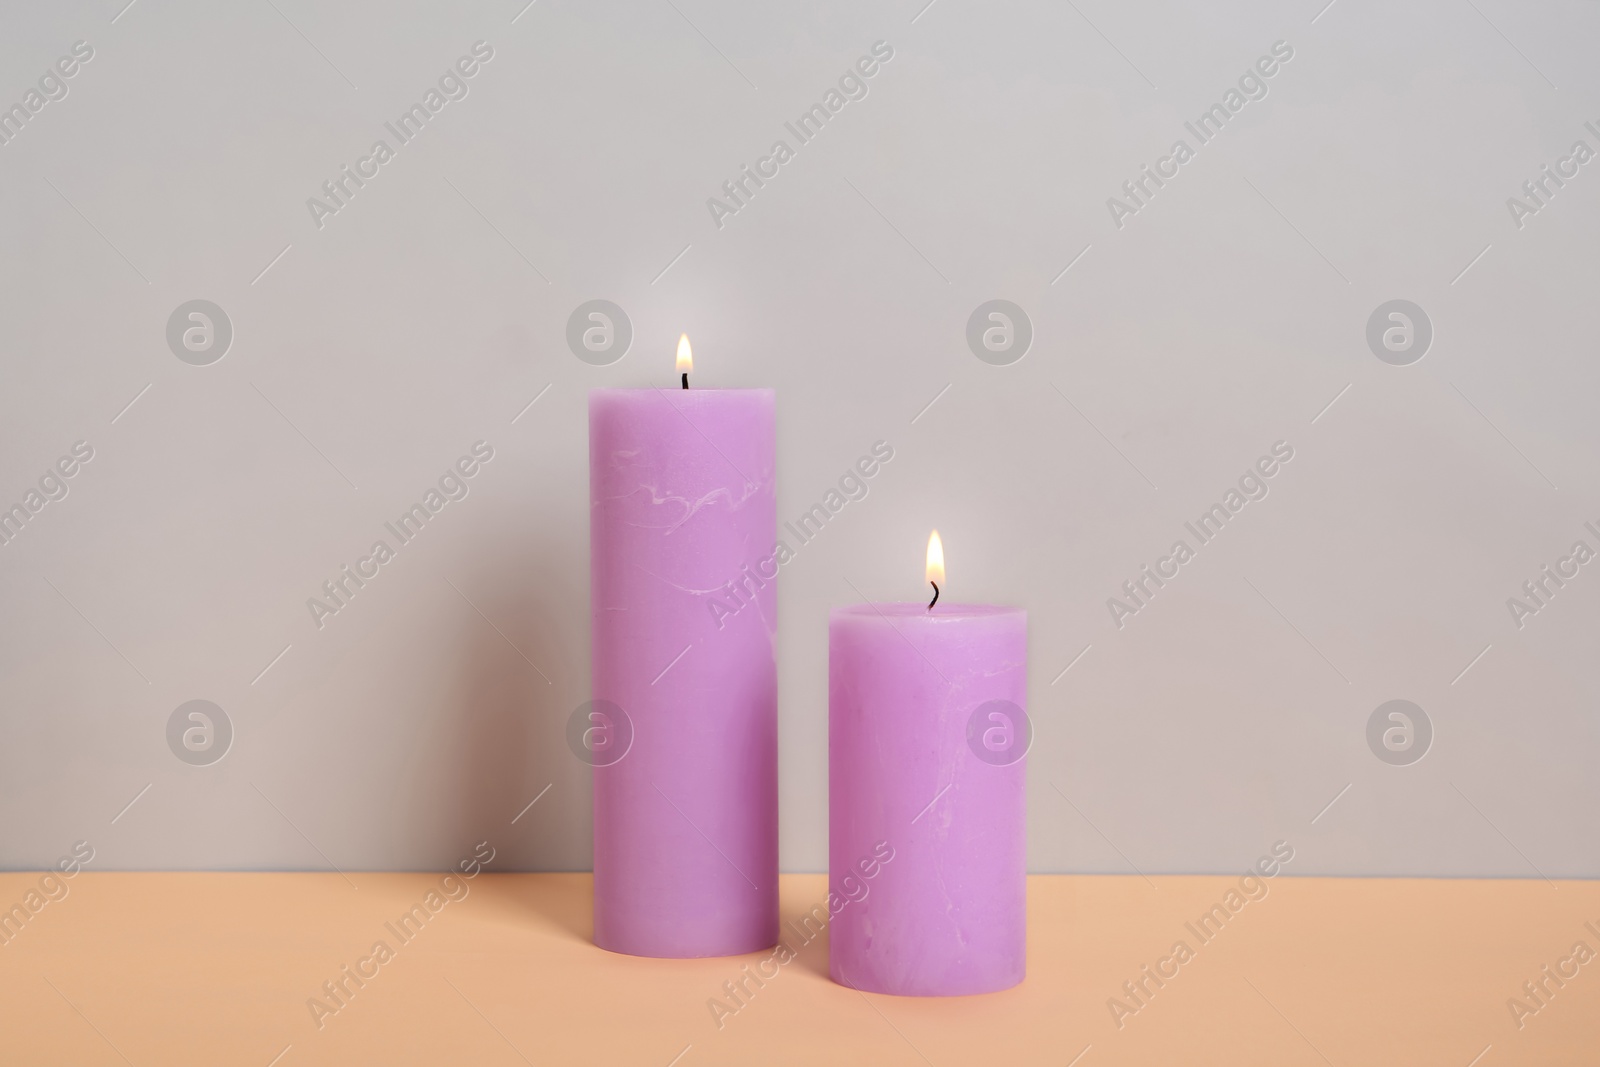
[588,371,777,959]
[828,545,1027,995]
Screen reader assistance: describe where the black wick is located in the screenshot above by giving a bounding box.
[681,372,689,390]
[927,581,939,611]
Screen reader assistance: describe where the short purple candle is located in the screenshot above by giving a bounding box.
[588,352,777,958]
[828,539,1027,995]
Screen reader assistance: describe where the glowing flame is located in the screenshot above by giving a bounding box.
[676,333,693,375]
[926,529,944,587]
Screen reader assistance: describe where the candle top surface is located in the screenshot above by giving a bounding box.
[831,602,1023,621]
[590,387,773,394]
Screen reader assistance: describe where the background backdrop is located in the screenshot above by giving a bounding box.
[2,0,1596,878]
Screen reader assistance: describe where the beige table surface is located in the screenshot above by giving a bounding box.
[0,871,1594,1066]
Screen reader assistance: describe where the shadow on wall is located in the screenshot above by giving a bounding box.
[436,524,593,941]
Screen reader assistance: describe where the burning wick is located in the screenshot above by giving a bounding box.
[925,529,944,613]
[928,581,940,611]
[676,333,692,390]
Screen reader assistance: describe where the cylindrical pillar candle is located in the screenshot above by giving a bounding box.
[589,386,777,958]
[829,601,1027,995]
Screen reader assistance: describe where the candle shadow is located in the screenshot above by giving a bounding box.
[434,524,594,945]
[788,927,833,980]
[779,879,836,980]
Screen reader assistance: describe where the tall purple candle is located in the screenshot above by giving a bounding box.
[829,534,1027,995]
[588,347,777,959]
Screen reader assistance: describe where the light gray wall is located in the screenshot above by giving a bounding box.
[2,0,1596,878]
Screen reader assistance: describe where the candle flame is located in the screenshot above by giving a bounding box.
[676,333,693,375]
[926,530,944,587]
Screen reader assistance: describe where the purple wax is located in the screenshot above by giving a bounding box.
[589,388,777,958]
[829,602,1027,995]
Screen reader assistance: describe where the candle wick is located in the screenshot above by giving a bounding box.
[927,581,939,611]
[681,372,689,390]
